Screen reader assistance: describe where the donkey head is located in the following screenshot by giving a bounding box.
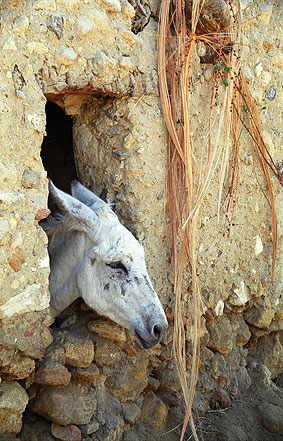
[43,180,168,348]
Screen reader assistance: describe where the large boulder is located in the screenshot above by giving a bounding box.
[30,382,97,426]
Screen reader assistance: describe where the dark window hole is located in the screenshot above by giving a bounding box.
[41,101,78,194]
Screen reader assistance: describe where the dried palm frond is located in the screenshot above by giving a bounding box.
[158,0,281,440]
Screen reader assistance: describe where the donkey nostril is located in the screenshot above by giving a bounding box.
[152,324,161,340]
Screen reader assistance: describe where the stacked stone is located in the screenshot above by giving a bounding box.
[19,317,170,441]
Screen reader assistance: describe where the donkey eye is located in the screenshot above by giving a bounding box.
[106,261,128,273]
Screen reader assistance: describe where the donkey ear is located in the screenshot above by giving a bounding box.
[71,180,110,213]
[48,180,97,231]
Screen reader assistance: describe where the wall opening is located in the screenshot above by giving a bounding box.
[41,101,77,193]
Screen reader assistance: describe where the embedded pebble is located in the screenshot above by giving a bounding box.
[231,281,250,305]
[215,300,224,316]
[47,15,64,39]
[56,46,78,65]
[16,90,26,99]
[255,235,263,256]
[77,16,93,36]
[261,58,271,71]
[21,169,42,189]
[266,85,276,101]
[9,247,25,272]
[255,63,263,78]
[242,65,253,81]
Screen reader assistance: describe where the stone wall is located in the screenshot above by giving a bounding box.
[0,0,282,440]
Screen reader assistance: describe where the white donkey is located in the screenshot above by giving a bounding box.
[41,180,168,348]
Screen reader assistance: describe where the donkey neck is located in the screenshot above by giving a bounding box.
[48,229,92,315]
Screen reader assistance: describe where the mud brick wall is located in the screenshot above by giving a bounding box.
[0,0,282,440]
